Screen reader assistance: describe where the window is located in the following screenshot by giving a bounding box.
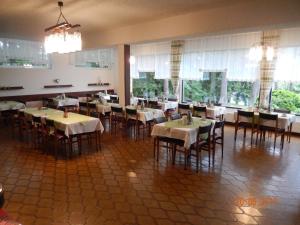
[71,48,114,69]
[132,72,173,98]
[0,38,50,68]
[227,81,257,107]
[272,81,300,113]
[182,72,223,103]
[133,72,164,97]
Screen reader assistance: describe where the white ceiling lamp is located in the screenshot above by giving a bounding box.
[44,1,82,54]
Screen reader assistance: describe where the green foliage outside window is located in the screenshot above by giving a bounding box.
[132,72,164,97]
[183,72,222,102]
[227,81,253,106]
[272,89,300,113]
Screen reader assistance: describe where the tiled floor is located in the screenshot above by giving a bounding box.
[0,125,300,225]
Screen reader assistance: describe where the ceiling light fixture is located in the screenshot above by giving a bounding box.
[44,1,82,54]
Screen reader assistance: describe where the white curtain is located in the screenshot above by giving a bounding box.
[0,38,49,68]
[130,41,171,79]
[180,32,261,81]
[274,27,300,82]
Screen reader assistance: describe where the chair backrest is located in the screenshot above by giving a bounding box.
[110,96,119,101]
[45,118,55,127]
[126,108,137,116]
[193,106,207,118]
[213,120,225,135]
[170,113,181,120]
[193,106,207,112]
[88,103,97,110]
[32,115,41,124]
[259,112,278,121]
[79,102,88,107]
[111,106,123,113]
[237,110,254,118]
[274,108,291,114]
[107,89,115,95]
[138,99,147,105]
[148,100,158,106]
[98,90,105,94]
[197,123,212,140]
[67,95,78,99]
[18,111,25,117]
[168,97,178,102]
[154,117,167,124]
[178,103,190,110]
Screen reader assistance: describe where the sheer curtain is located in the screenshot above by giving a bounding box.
[180,32,261,81]
[0,38,49,68]
[274,27,300,82]
[130,41,171,79]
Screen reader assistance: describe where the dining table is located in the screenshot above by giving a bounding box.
[0,101,25,111]
[22,107,104,137]
[126,106,165,124]
[151,117,215,149]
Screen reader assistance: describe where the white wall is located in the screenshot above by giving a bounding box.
[0,49,119,97]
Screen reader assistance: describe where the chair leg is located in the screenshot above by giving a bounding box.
[153,137,156,158]
[234,124,238,141]
[196,149,199,172]
[274,131,277,149]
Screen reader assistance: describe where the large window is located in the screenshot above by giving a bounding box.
[133,72,164,97]
[183,72,258,106]
[183,72,222,102]
[272,81,300,113]
[227,81,256,107]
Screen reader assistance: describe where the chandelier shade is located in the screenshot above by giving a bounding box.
[44,1,82,54]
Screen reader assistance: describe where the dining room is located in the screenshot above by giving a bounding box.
[1,0,300,225]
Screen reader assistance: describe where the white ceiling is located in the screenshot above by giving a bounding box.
[0,0,245,41]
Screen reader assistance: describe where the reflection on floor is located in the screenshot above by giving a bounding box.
[0,125,299,225]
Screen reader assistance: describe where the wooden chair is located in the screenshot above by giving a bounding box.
[212,120,225,161]
[256,112,285,149]
[88,103,99,118]
[190,123,213,170]
[125,108,146,140]
[31,116,44,149]
[110,106,125,135]
[234,110,257,144]
[79,102,89,115]
[110,96,119,104]
[193,106,207,118]
[153,117,174,161]
[178,103,190,115]
[45,118,67,159]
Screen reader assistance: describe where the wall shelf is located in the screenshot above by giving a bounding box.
[88,83,110,87]
[44,84,73,88]
[0,86,24,91]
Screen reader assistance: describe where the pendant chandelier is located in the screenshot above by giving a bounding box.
[44,1,82,54]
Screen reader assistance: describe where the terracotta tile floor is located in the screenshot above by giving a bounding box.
[0,125,300,225]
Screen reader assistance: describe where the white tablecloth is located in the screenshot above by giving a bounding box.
[151,117,215,148]
[0,101,25,111]
[158,101,178,111]
[52,98,79,107]
[233,111,296,130]
[22,108,104,137]
[126,106,165,124]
